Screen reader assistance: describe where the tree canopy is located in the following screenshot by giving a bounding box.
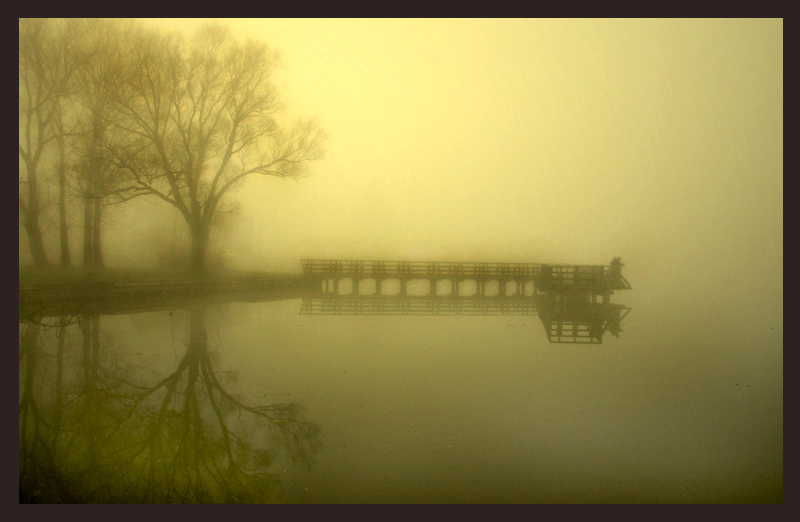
[19,19,325,272]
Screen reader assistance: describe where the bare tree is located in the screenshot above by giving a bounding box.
[107,24,325,274]
[68,19,140,268]
[54,111,71,266]
[18,19,79,267]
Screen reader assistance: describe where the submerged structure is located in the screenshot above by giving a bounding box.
[300,258,632,344]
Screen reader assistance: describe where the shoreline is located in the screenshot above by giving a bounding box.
[19,265,314,322]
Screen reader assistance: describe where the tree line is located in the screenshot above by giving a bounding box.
[19,19,325,274]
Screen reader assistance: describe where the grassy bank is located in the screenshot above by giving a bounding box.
[19,265,305,286]
[19,265,314,321]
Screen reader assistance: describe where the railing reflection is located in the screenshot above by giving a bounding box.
[302,295,539,315]
[300,258,632,344]
[301,293,630,344]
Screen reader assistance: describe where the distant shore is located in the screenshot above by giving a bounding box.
[19,265,314,321]
[19,265,306,286]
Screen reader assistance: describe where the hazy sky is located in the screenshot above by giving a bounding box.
[108,21,785,392]
[117,19,782,278]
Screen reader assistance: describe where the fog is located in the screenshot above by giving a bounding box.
[20,18,782,503]
[24,19,783,276]
[98,19,780,271]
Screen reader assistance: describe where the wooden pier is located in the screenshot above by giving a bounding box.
[301,259,630,297]
[300,258,632,344]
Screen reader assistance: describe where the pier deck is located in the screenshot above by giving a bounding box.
[301,259,631,297]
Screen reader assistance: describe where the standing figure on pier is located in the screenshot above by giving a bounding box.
[609,257,623,288]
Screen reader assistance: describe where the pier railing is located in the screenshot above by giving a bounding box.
[301,259,631,291]
[302,260,543,279]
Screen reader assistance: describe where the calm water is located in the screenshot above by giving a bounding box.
[19,283,782,503]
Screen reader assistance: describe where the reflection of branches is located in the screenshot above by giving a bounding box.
[19,321,43,483]
[19,306,321,503]
[107,306,321,502]
[19,319,76,502]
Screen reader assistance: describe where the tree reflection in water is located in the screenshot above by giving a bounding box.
[19,306,321,503]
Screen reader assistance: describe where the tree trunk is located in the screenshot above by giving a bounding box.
[82,314,101,477]
[53,316,67,440]
[91,314,101,381]
[81,315,92,382]
[19,321,40,480]
[57,132,71,266]
[23,212,50,268]
[83,196,94,268]
[92,198,104,268]
[22,167,49,267]
[190,220,209,276]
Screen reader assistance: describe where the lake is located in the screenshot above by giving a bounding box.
[18,278,782,503]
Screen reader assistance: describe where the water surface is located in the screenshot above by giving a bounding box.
[18,281,782,503]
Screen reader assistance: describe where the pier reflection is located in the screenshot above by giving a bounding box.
[301,258,632,344]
